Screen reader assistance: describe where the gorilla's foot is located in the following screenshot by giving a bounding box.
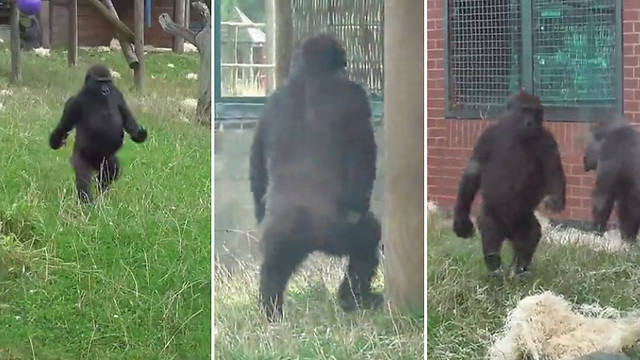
[487,264,509,279]
[338,290,383,312]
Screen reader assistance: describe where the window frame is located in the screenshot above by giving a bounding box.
[213,1,385,129]
[443,0,623,122]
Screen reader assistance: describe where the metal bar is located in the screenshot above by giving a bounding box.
[214,0,222,103]
[521,0,533,93]
[443,0,451,117]
[615,0,623,117]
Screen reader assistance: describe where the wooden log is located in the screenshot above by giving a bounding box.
[10,1,20,83]
[41,0,50,48]
[85,0,135,43]
[173,0,186,53]
[68,0,78,66]
[101,0,139,70]
[159,2,211,126]
[185,0,190,26]
[382,0,424,314]
[274,0,292,87]
[134,0,145,92]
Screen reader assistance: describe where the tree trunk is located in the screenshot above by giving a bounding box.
[101,0,139,70]
[159,1,211,126]
[382,0,424,314]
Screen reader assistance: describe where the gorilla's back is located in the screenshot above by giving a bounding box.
[264,76,355,218]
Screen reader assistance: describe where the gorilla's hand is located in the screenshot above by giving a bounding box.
[342,195,369,218]
[255,202,266,224]
[131,127,148,143]
[543,195,565,214]
[453,216,475,239]
[49,132,67,150]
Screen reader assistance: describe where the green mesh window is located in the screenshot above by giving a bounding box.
[533,1,617,107]
[446,0,621,119]
[447,0,522,111]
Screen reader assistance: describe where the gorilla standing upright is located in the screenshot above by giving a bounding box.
[583,117,640,241]
[249,34,382,322]
[49,64,148,203]
[453,91,566,277]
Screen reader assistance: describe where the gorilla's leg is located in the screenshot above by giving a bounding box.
[97,155,121,193]
[71,152,95,203]
[259,220,309,322]
[509,213,541,275]
[478,211,506,274]
[617,200,639,242]
[337,212,383,312]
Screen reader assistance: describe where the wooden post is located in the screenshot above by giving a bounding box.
[173,0,186,53]
[185,0,190,27]
[382,0,424,314]
[68,0,78,66]
[9,1,21,83]
[274,0,292,87]
[134,0,145,92]
[41,0,51,48]
[265,0,275,92]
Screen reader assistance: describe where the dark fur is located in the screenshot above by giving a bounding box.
[49,64,147,203]
[249,33,381,321]
[453,90,566,276]
[19,16,42,51]
[583,118,640,241]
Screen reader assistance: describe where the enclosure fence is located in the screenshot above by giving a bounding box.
[446,0,620,119]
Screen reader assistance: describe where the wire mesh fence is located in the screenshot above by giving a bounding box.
[532,0,617,107]
[446,0,619,116]
[447,0,522,110]
[292,0,384,97]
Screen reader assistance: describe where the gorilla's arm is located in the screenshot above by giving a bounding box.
[49,96,80,150]
[454,128,493,220]
[592,158,619,233]
[249,99,273,224]
[343,84,376,215]
[539,131,566,212]
[115,89,147,143]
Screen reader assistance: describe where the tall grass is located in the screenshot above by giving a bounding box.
[0,48,210,359]
[427,208,640,359]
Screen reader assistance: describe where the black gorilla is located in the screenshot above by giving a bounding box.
[249,33,381,322]
[583,118,640,241]
[49,64,148,203]
[453,91,566,276]
[19,15,42,51]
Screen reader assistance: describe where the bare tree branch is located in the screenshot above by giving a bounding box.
[158,13,197,46]
[158,1,211,126]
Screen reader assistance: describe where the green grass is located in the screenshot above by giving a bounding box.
[0,48,210,359]
[427,211,640,359]
[214,254,424,359]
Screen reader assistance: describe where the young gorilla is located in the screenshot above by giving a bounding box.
[583,118,640,241]
[453,91,566,276]
[49,64,148,203]
[249,33,381,322]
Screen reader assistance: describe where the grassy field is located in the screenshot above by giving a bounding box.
[214,253,424,359]
[427,210,640,359]
[0,48,211,359]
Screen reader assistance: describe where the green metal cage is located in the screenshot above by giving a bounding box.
[445,0,622,121]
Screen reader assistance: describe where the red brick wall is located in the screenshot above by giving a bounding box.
[426,0,640,221]
[50,0,175,48]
